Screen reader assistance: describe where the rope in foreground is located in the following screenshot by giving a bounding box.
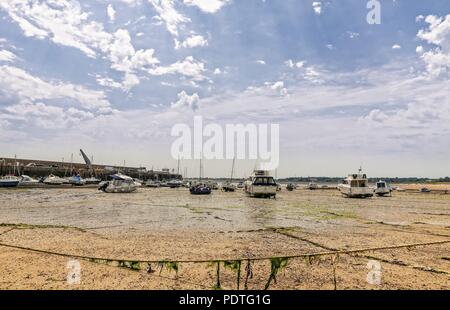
[1,239,448,289]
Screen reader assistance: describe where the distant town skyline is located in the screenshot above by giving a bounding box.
[1,1,449,178]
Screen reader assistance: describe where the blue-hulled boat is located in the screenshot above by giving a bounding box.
[0,176,20,188]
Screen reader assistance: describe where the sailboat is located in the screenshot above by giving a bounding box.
[0,175,20,187]
[0,157,20,187]
[222,158,236,192]
[190,156,211,195]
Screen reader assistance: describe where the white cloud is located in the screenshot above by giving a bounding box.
[285,59,304,68]
[347,31,360,39]
[4,102,98,130]
[120,0,142,6]
[183,0,230,14]
[312,2,322,15]
[0,0,159,89]
[0,65,111,111]
[213,68,222,74]
[270,81,288,96]
[148,56,206,80]
[107,4,116,22]
[96,76,123,89]
[0,50,17,62]
[148,0,190,36]
[416,46,424,54]
[417,14,450,76]
[174,35,208,49]
[123,72,140,90]
[392,44,401,50]
[255,60,266,65]
[171,90,200,110]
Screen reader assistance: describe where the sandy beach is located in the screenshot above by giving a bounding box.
[0,187,449,290]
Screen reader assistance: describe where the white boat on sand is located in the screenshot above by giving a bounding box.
[0,175,20,188]
[98,174,137,193]
[338,168,374,198]
[244,170,277,198]
[19,175,39,185]
[374,180,392,196]
[43,174,68,185]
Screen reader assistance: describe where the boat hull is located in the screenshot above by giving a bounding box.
[0,181,20,188]
[339,185,374,198]
[244,184,277,198]
[103,185,137,193]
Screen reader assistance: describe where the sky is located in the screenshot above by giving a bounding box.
[0,0,449,178]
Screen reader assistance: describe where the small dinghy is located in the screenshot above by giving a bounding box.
[308,181,318,190]
[145,180,160,188]
[84,177,101,185]
[167,179,183,188]
[286,183,295,191]
[190,183,212,195]
[98,174,137,193]
[68,175,86,186]
[222,181,236,192]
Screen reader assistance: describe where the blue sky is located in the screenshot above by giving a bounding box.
[0,0,449,177]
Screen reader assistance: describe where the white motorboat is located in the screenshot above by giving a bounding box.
[222,181,236,192]
[0,175,20,188]
[286,183,295,191]
[43,174,67,185]
[338,168,374,198]
[84,177,101,185]
[133,178,144,187]
[145,180,161,188]
[167,179,183,188]
[374,180,392,196]
[308,181,318,190]
[244,170,277,198]
[19,175,39,185]
[205,181,219,190]
[98,174,138,193]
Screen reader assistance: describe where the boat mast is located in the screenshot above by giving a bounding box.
[199,156,202,181]
[230,157,235,182]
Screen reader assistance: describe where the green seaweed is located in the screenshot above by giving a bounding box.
[264,257,289,290]
[158,261,179,275]
[223,260,242,289]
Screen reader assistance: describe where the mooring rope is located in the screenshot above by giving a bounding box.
[0,239,448,264]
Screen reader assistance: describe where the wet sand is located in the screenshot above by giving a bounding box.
[0,187,449,290]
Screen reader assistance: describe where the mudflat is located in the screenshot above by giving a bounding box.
[0,187,448,289]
